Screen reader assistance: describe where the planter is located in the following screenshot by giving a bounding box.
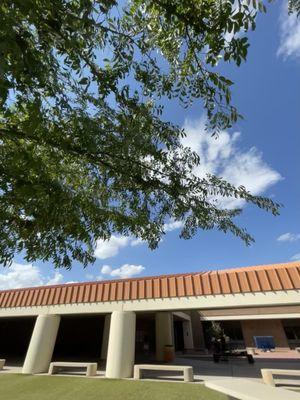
[163,345,175,362]
[0,359,5,370]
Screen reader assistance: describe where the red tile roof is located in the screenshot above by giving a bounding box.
[0,262,299,309]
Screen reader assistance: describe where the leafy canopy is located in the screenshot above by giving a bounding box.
[0,0,279,269]
[289,0,300,15]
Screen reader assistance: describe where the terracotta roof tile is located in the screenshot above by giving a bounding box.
[4,292,11,308]
[138,280,145,299]
[15,290,24,307]
[276,267,293,290]
[20,290,29,307]
[192,274,202,295]
[247,270,261,292]
[65,286,73,304]
[228,272,240,293]
[41,288,50,306]
[287,267,300,289]
[131,280,138,300]
[103,283,110,302]
[153,278,161,298]
[267,269,282,291]
[176,276,185,296]
[201,272,212,295]
[184,275,194,296]
[210,272,221,294]
[36,289,44,306]
[1,261,300,309]
[237,271,250,292]
[218,272,231,294]
[116,281,123,301]
[144,279,151,299]
[124,281,131,300]
[168,277,177,297]
[110,282,117,301]
[96,284,103,302]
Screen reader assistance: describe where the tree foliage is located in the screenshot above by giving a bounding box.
[0,0,280,269]
[289,0,300,15]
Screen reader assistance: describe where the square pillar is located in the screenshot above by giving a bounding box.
[105,311,136,378]
[22,314,60,374]
[183,320,194,351]
[101,314,111,360]
[190,310,206,350]
[155,312,174,361]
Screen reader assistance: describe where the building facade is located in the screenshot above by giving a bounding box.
[0,261,300,378]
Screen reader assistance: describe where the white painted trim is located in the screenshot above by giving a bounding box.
[0,290,299,318]
[201,313,300,321]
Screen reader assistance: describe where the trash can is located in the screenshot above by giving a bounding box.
[163,345,175,362]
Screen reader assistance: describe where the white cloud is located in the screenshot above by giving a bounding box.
[164,219,184,232]
[94,235,131,259]
[101,265,112,274]
[277,232,300,242]
[94,234,145,259]
[130,238,145,246]
[94,221,184,255]
[277,3,300,59]
[291,253,300,261]
[0,262,64,290]
[46,271,64,286]
[101,263,145,279]
[181,117,281,209]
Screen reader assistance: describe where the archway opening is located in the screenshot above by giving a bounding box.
[52,314,105,364]
[0,316,36,366]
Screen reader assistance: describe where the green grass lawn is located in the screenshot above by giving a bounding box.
[0,374,229,400]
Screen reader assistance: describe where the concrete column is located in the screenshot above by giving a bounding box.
[190,310,206,350]
[105,311,136,379]
[22,314,60,374]
[155,312,174,361]
[183,320,194,351]
[101,314,111,359]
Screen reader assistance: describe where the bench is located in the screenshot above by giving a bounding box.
[261,368,300,386]
[48,362,97,377]
[133,364,193,382]
[0,359,5,370]
[205,378,300,400]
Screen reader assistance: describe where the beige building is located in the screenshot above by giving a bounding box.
[0,261,300,378]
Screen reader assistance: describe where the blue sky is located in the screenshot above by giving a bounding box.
[0,1,299,289]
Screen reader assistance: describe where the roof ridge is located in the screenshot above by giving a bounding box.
[218,261,300,274]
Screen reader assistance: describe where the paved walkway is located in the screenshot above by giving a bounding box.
[133,355,300,393]
[205,378,300,400]
[175,355,300,381]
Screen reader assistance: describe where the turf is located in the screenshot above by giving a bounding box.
[0,374,229,400]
